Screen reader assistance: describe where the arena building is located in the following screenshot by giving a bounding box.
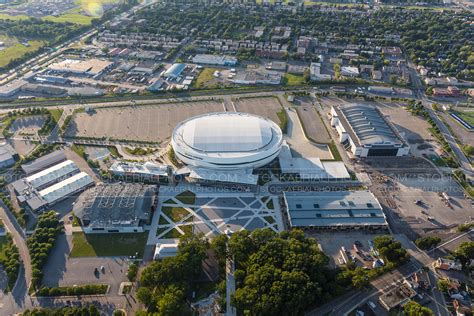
[330,104,409,157]
[172,112,283,171]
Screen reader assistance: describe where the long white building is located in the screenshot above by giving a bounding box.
[330,104,409,157]
[172,112,283,171]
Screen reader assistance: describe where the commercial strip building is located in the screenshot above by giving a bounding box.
[0,143,18,168]
[284,190,387,230]
[192,54,238,66]
[109,161,171,182]
[330,104,410,157]
[0,80,27,97]
[73,183,157,233]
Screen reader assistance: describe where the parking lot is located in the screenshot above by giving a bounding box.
[65,100,223,142]
[296,106,332,144]
[9,115,47,135]
[308,231,385,268]
[233,96,283,125]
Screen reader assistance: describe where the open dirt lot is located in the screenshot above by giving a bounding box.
[296,106,331,144]
[233,96,283,125]
[65,100,223,143]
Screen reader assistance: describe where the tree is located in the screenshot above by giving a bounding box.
[303,69,311,82]
[403,300,434,316]
[156,285,191,316]
[415,236,441,250]
[454,241,474,267]
[374,235,409,265]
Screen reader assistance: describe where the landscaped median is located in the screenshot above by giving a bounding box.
[35,284,109,297]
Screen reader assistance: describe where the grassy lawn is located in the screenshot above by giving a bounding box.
[276,108,288,133]
[0,13,30,20]
[175,191,196,205]
[283,73,306,86]
[49,109,63,123]
[70,232,148,258]
[0,40,44,68]
[162,206,189,222]
[42,13,94,25]
[452,110,474,126]
[193,68,218,89]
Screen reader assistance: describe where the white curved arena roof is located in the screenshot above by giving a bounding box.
[172,112,283,170]
[181,114,273,153]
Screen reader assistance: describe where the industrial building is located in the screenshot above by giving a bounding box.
[330,104,410,157]
[192,54,237,66]
[48,58,114,77]
[284,190,387,230]
[21,151,66,175]
[14,154,94,212]
[109,161,170,182]
[73,183,157,233]
[0,143,18,168]
[163,63,185,80]
[278,142,350,181]
[0,80,26,97]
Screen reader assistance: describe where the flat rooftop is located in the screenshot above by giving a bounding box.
[21,151,67,175]
[335,104,407,147]
[26,160,79,190]
[74,183,156,229]
[284,190,387,228]
[48,58,113,75]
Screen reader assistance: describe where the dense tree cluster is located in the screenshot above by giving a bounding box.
[454,241,474,268]
[373,235,409,266]
[0,19,80,40]
[403,300,434,316]
[23,305,100,316]
[27,211,63,288]
[415,236,441,250]
[212,229,338,315]
[136,234,208,315]
[0,233,20,291]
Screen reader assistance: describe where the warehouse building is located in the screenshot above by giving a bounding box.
[0,80,26,97]
[163,63,185,80]
[13,160,79,193]
[0,143,18,168]
[21,151,67,175]
[284,190,387,230]
[330,104,410,157]
[14,153,94,212]
[192,54,238,66]
[48,59,114,77]
[73,183,157,233]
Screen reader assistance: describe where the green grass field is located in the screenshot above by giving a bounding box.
[452,110,474,127]
[283,73,306,86]
[70,232,148,258]
[0,13,30,20]
[193,68,219,89]
[0,40,44,68]
[42,13,94,25]
[49,109,63,123]
[162,206,190,222]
